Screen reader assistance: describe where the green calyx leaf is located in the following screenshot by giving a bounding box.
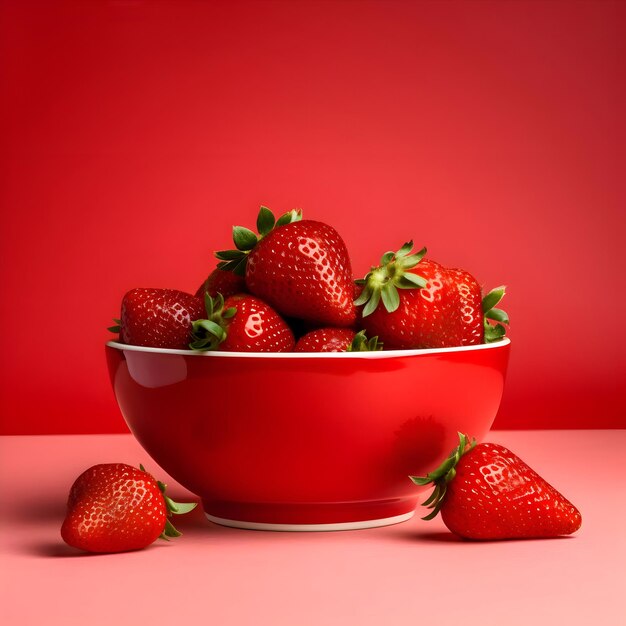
[486,307,508,324]
[408,432,476,521]
[189,292,237,351]
[107,318,121,333]
[216,255,248,277]
[362,284,381,317]
[381,281,400,312]
[232,226,258,252]
[482,286,509,343]
[275,208,303,227]
[356,241,428,317]
[481,285,505,312]
[256,205,276,235]
[215,206,303,275]
[138,465,198,541]
[346,330,384,352]
[215,249,245,261]
[396,271,427,289]
[160,518,181,540]
[484,321,507,343]
[164,497,198,516]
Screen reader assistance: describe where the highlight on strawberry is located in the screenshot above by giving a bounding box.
[107,205,510,352]
[410,433,582,540]
[61,463,197,553]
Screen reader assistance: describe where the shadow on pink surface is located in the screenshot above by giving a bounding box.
[392,527,577,544]
[21,503,227,558]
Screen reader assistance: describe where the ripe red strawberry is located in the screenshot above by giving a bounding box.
[190,293,295,352]
[295,328,382,352]
[216,206,356,327]
[195,267,247,299]
[357,242,508,349]
[110,288,205,349]
[61,463,197,553]
[410,434,582,540]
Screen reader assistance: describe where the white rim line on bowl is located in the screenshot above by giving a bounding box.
[106,337,510,359]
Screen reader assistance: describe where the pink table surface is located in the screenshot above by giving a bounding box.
[1,430,624,626]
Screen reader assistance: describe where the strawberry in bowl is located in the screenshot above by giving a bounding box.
[106,205,511,530]
[357,242,508,349]
[215,206,357,327]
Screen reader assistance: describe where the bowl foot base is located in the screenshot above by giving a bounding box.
[204,510,415,532]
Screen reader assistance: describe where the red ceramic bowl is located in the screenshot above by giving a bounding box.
[106,338,510,531]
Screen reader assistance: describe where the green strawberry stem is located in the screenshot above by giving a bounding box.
[215,206,303,276]
[409,432,476,520]
[107,318,121,333]
[139,464,198,540]
[355,241,427,317]
[346,329,384,352]
[482,286,510,343]
[189,292,237,351]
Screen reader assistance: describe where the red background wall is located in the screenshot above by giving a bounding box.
[0,0,623,435]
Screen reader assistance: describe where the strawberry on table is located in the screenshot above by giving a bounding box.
[294,328,382,352]
[357,242,509,349]
[61,463,197,553]
[190,293,295,352]
[109,288,205,349]
[216,206,357,328]
[410,433,582,540]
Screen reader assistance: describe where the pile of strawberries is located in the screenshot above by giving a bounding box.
[109,206,509,352]
[61,227,585,555]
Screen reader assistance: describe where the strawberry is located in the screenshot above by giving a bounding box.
[61,463,197,553]
[195,267,247,299]
[410,433,582,540]
[357,242,508,349]
[190,293,295,352]
[216,206,357,327]
[109,288,205,349]
[294,328,382,352]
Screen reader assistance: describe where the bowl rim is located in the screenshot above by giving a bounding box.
[106,337,510,359]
